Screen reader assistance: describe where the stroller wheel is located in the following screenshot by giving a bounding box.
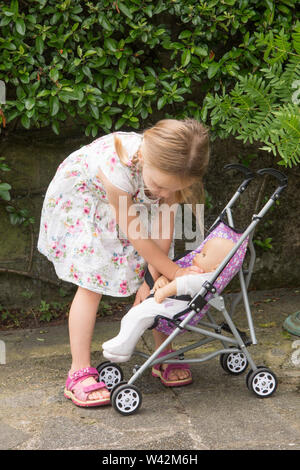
[247,367,278,398]
[96,361,123,391]
[112,383,142,416]
[246,365,265,390]
[220,350,248,375]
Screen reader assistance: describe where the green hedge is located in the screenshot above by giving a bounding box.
[0,0,299,139]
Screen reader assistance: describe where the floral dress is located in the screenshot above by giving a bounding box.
[38,132,174,296]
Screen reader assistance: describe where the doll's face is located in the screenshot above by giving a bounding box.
[192,237,235,272]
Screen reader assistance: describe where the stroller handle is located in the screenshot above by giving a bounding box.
[257,168,288,200]
[223,164,256,193]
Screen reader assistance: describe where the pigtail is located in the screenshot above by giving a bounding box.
[114,134,141,168]
[114,134,129,165]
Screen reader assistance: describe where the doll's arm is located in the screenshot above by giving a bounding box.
[176,272,214,297]
[154,280,177,303]
[154,272,215,303]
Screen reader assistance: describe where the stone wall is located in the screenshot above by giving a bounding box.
[0,127,299,308]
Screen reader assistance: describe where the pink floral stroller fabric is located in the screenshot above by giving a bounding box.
[155,221,249,336]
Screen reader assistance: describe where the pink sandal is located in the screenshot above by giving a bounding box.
[151,350,193,387]
[64,367,110,407]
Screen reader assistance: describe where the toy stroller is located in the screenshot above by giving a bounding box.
[96,165,288,415]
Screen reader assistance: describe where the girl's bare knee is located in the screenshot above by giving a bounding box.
[77,286,101,299]
[74,287,102,309]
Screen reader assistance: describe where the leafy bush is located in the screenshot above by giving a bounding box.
[204,24,300,167]
[0,0,298,136]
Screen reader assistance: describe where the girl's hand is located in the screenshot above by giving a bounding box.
[174,266,205,278]
[153,275,169,291]
[133,281,150,306]
[154,288,167,304]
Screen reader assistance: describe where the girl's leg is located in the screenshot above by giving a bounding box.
[152,329,190,381]
[68,286,110,400]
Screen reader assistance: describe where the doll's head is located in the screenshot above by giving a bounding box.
[192,237,235,273]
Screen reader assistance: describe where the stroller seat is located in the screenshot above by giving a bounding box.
[150,219,249,336]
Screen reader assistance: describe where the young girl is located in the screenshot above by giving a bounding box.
[38,118,210,407]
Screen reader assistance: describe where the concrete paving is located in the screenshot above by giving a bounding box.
[0,287,299,450]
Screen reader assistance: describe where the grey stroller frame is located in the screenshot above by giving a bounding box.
[97,165,288,415]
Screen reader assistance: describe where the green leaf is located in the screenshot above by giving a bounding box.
[98,14,113,31]
[21,114,30,129]
[9,212,21,225]
[15,18,26,36]
[83,50,97,58]
[194,46,207,57]
[50,96,59,116]
[102,114,112,129]
[90,104,99,119]
[115,117,126,130]
[181,49,191,67]
[0,16,11,27]
[179,30,192,40]
[52,121,60,135]
[0,190,11,201]
[91,125,98,138]
[118,93,126,105]
[118,2,133,20]
[37,90,51,98]
[82,66,93,81]
[35,36,44,55]
[16,86,25,99]
[11,0,19,15]
[207,62,220,79]
[144,5,153,17]
[104,38,117,52]
[119,57,127,74]
[25,98,35,110]
[157,96,167,110]
[0,183,12,191]
[49,68,59,82]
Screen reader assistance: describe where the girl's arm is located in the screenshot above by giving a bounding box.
[98,170,200,280]
[147,193,178,283]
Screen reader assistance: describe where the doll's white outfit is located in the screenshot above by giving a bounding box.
[102,271,215,362]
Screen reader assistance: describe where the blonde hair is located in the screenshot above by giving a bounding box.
[114,118,210,209]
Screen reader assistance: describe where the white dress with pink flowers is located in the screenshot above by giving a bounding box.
[38,132,174,296]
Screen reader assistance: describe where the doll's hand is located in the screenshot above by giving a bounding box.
[174,266,204,278]
[154,287,167,304]
[153,275,169,291]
